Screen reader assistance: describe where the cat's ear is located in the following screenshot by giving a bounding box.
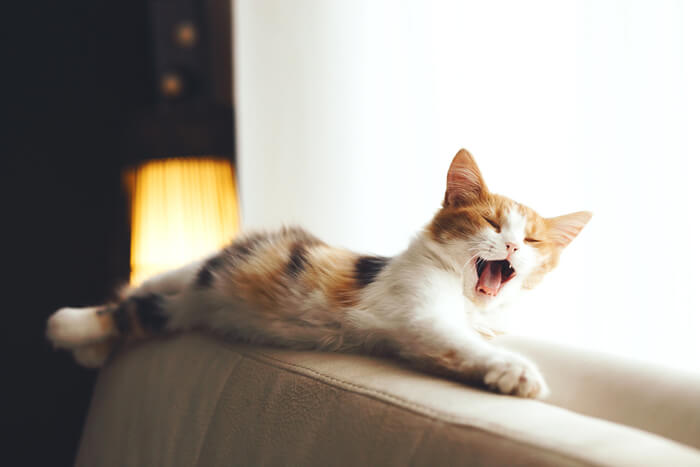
[546,211,592,247]
[444,149,488,207]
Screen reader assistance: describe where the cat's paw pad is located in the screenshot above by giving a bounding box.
[46,307,103,349]
[483,353,550,399]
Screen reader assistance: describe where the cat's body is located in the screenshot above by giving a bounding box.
[47,150,591,399]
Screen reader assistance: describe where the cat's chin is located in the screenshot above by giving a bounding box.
[467,279,520,311]
[469,290,501,309]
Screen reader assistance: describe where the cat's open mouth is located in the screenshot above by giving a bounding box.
[475,258,516,297]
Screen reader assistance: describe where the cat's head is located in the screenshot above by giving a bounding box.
[428,149,591,311]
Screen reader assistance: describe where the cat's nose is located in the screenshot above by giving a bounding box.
[505,243,519,255]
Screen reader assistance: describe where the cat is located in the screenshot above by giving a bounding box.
[46,149,591,399]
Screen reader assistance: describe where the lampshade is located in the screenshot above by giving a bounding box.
[126,157,239,285]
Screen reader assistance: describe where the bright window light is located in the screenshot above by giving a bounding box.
[235,0,700,371]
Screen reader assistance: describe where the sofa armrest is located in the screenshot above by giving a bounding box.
[76,333,700,467]
[496,334,700,450]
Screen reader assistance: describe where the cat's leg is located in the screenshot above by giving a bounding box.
[385,326,550,399]
[353,285,549,397]
[46,305,115,350]
[358,265,550,398]
[46,256,211,366]
[478,342,550,399]
[134,257,209,296]
[71,339,117,368]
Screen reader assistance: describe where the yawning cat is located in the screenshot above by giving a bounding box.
[46,149,591,398]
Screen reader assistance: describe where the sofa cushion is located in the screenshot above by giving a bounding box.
[497,335,700,450]
[75,333,700,466]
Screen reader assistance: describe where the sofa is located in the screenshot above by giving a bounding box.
[74,333,700,466]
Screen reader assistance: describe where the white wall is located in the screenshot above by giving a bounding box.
[234,0,440,255]
[234,0,700,371]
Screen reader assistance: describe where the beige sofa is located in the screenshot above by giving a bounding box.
[75,333,700,466]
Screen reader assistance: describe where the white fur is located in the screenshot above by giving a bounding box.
[483,349,550,398]
[138,257,208,295]
[46,307,107,349]
[503,208,538,277]
[72,344,110,368]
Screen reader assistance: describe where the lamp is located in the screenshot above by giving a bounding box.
[124,0,237,285]
[125,157,239,285]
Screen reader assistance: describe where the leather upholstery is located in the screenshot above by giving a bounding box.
[75,333,700,466]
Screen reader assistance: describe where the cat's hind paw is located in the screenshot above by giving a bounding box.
[46,306,105,349]
[72,341,114,368]
[483,352,550,399]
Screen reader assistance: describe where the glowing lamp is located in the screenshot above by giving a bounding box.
[120,0,238,285]
[125,157,239,285]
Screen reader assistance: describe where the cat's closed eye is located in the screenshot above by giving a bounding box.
[524,237,541,244]
[483,217,501,232]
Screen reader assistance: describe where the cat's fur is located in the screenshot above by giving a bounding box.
[46,149,591,398]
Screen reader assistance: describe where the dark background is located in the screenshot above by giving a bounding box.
[6,2,159,465]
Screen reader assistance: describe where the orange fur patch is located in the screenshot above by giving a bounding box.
[95,308,117,336]
[305,246,362,308]
[429,193,516,243]
[219,228,364,312]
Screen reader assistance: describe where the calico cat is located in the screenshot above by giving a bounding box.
[46,149,591,399]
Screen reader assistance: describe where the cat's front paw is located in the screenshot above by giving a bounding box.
[483,352,550,399]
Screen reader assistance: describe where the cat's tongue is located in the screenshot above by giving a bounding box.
[477,261,502,296]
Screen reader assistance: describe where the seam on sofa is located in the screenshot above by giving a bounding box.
[191,354,245,467]
[238,350,603,467]
[404,421,435,467]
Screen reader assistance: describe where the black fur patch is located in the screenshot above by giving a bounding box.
[223,233,266,265]
[286,243,309,277]
[132,293,168,332]
[113,303,131,334]
[195,254,225,288]
[355,255,391,288]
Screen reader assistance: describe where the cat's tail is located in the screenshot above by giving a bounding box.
[46,292,171,368]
